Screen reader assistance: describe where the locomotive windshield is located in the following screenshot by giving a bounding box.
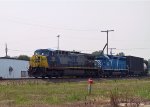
[34,49,50,56]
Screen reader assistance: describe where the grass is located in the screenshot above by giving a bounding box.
[0,78,150,106]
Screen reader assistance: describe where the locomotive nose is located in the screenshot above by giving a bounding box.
[29,55,49,68]
[29,55,42,68]
[35,56,41,63]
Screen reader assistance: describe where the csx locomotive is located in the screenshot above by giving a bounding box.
[28,49,148,78]
[28,49,101,78]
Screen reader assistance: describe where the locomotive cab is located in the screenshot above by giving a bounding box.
[28,49,51,77]
[29,49,50,68]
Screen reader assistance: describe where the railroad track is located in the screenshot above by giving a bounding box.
[0,76,150,83]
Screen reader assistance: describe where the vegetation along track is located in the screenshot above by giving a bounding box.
[1,76,150,107]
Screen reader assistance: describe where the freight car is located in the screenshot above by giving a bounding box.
[28,49,101,78]
[95,55,148,77]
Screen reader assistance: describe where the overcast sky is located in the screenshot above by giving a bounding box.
[0,0,150,59]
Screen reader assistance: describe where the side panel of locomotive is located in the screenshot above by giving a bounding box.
[56,53,87,67]
[95,55,128,76]
[46,50,93,67]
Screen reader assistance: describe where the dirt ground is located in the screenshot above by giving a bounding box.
[3,99,149,107]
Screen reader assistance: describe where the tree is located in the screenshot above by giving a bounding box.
[92,50,103,57]
[116,52,125,56]
[17,55,30,61]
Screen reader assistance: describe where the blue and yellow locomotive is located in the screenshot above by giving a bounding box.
[29,49,101,78]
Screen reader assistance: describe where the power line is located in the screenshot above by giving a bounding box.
[109,48,116,55]
[8,49,33,53]
[116,48,150,51]
[5,17,98,32]
[5,47,150,52]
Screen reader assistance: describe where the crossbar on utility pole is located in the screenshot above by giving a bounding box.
[101,30,114,55]
[109,48,116,55]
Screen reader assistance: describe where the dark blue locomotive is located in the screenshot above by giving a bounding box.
[29,49,100,78]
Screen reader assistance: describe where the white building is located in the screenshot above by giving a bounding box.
[0,58,29,79]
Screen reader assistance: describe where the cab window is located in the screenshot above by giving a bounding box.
[34,50,50,56]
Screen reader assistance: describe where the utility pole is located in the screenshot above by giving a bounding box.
[109,48,116,55]
[5,43,8,57]
[101,30,114,55]
[57,35,60,50]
